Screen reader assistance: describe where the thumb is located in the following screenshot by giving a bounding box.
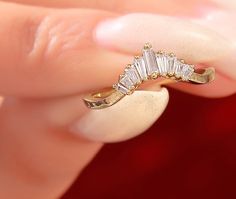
[0,87,168,199]
[72,87,169,142]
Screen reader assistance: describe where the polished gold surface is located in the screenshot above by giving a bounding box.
[83,88,125,109]
[189,67,215,84]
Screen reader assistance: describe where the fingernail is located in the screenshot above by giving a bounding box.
[95,14,228,61]
[95,14,235,79]
[70,87,169,143]
[191,10,236,80]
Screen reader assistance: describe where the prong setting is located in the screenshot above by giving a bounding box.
[151,72,158,79]
[144,42,152,49]
[114,44,195,95]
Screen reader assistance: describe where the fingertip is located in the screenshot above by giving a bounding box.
[70,87,169,143]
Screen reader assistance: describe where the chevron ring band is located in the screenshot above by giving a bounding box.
[83,43,215,109]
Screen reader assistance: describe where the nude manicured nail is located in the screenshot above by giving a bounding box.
[191,10,236,80]
[70,88,169,143]
[94,14,235,79]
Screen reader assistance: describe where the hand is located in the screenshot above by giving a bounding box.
[0,0,235,198]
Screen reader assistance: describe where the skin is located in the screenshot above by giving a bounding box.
[0,0,235,198]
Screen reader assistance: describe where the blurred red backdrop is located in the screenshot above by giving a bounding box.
[62,88,236,199]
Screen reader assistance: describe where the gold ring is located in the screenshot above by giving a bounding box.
[83,43,215,109]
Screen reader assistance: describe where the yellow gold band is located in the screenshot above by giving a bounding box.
[83,67,215,109]
[83,88,125,109]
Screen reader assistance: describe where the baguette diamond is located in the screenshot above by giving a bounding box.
[174,60,183,78]
[134,57,148,80]
[168,55,177,75]
[125,64,141,85]
[113,83,129,95]
[182,64,194,80]
[143,47,158,76]
[156,54,169,76]
[119,74,134,90]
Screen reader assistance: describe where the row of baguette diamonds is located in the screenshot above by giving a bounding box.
[114,44,195,95]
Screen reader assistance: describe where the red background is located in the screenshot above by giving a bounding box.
[62,89,236,199]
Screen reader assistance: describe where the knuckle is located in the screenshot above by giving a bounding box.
[29,14,89,61]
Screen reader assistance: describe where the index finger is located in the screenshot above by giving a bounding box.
[0,2,129,97]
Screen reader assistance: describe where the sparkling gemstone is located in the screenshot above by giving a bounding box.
[168,56,177,75]
[182,64,194,80]
[119,74,134,89]
[156,54,169,76]
[143,48,158,76]
[113,83,129,95]
[125,65,141,85]
[174,60,183,78]
[134,57,148,80]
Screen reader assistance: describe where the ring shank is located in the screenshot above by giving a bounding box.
[83,67,215,109]
[189,67,215,84]
[83,88,125,109]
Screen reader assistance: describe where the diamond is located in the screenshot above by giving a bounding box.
[119,74,134,90]
[143,48,158,76]
[125,64,141,85]
[174,60,183,78]
[168,55,177,75]
[134,57,148,80]
[113,83,129,95]
[182,64,194,80]
[156,54,169,76]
